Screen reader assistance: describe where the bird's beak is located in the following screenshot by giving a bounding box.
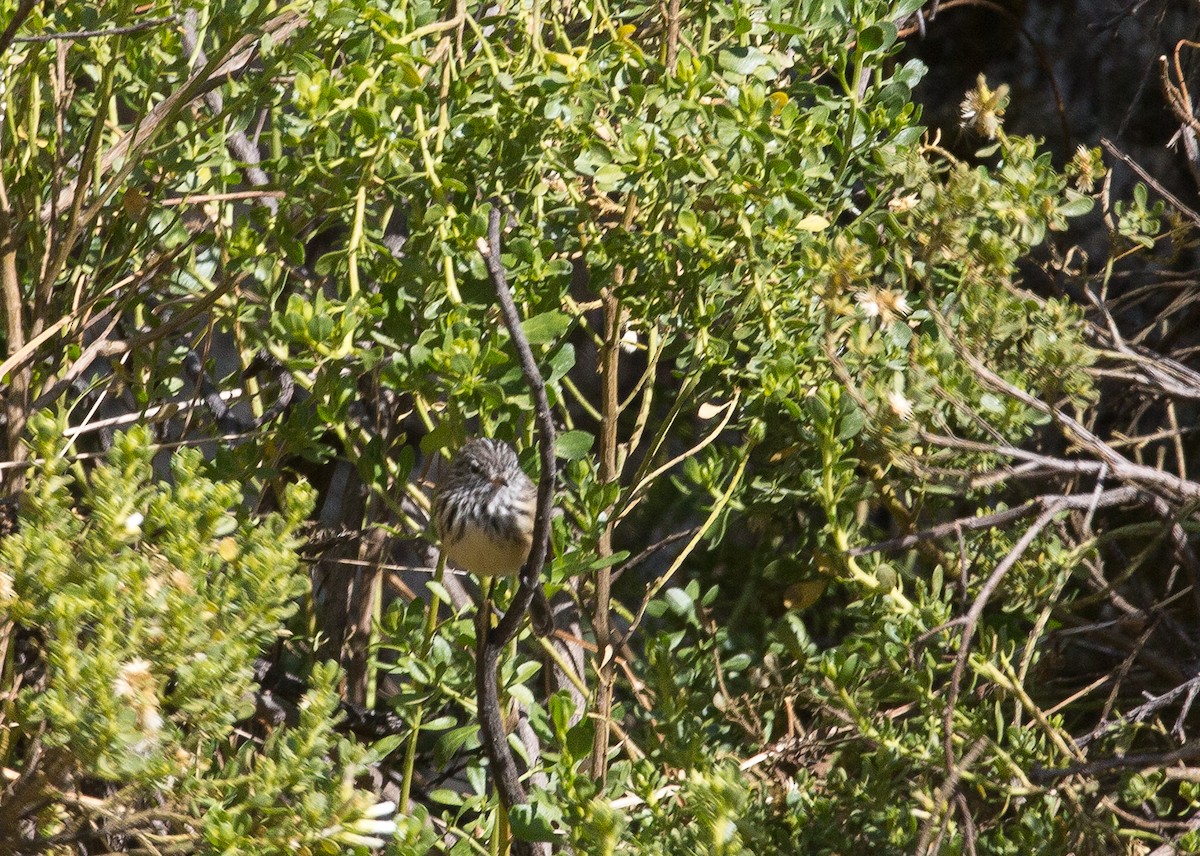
[490,475,507,488]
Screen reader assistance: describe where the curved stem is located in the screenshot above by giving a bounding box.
[473,203,556,856]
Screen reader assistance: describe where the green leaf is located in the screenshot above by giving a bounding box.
[724,653,752,672]
[367,734,406,761]
[429,789,464,806]
[547,343,576,384]
[663,587,694,616]
[522,311,572,345]
[979,393,1006,414]
[566,717,595,760]
[548,691,575,736]
[836,406,865,441]
[718,46,768,77]
[857,25,883,52]
[797,213,830,232]
[434,725,480,769]
[422,715,457,731]
[764,20,806,35]
[554,430,594,461]
[426,580,453,606]
[593,162,627,192]
[509,800,563,843]
[857,24,895,52]
[1058,192,1094,218]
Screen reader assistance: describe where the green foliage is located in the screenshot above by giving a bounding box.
[1114,183,1165,250]
[0,416,395,854]
[1,0,1177,853]
[6,414,306,772]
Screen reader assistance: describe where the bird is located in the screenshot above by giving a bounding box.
[433,438,536,576]
[433,438,553,635]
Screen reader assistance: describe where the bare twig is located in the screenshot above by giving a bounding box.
[1084,671,1200,747]
[665,0,681,68]
[612,526,701,582]
[1102,137,1200,229]
[1033,739,1200,783]
[180,10,276,213]
[474,204,555,856]
[917,737,988,856]
[929,303,1200,503]
[0,0,38,56]
[942,504,1060,774]
[850,487,1140,557]
[12,16,178,43]
[0,162,28,479]
[589,196,636,784]
[38,11,306,226]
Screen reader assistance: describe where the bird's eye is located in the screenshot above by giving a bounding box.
[468,460,485,475]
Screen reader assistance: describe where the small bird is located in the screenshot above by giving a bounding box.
[433,438,537,576]
[433,438,553,635]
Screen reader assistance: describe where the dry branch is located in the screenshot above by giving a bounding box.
[474,203,556,856]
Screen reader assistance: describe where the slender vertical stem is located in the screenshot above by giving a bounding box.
[347,183,366,297]
[474,204,556,856]
[665,0,681,69]
[589,286,622,783]
[0,166,29,484]
[399,552,449,810]
[588,192,636,782]
[364,561,384,708]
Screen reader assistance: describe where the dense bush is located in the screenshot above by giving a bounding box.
[3,0,1199,854]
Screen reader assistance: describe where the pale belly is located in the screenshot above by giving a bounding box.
[444,520,532,577]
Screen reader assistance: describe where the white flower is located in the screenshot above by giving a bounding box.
[352,818,399,836]
[620,323,639,354]
[140,707,164,735]
[113,659,163,740]
[326,801,399,850]
[887,193,919,214]
[362,801,396,818]
[123,511,144,535]
[856,287,911,325]
[113,658,154,699]
[959,74,1008,140]
[888,391,914,422]
[338,832,390,848]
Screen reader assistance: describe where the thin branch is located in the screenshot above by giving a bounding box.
[1083,671,1200,747]
[942,504,1061,777]
[928,302,1200,503]
[0,162,29,479]
[625,450,751,640]
[665,0,681,68]
[0,0,38,56]
[589,195,635,783]
[12,16,178,43]
[38,11,306,226]
[160,189,285,206]
[181,10,276,213]
[612,526,701,582]
[1102,136,1200,229]
[614,393,739,526]
[473,204,555,856]
[1032,739,1200,784]
[916,737,988,856]
[850,487,1140,556]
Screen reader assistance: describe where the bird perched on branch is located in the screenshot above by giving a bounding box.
[433,438,552,633]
